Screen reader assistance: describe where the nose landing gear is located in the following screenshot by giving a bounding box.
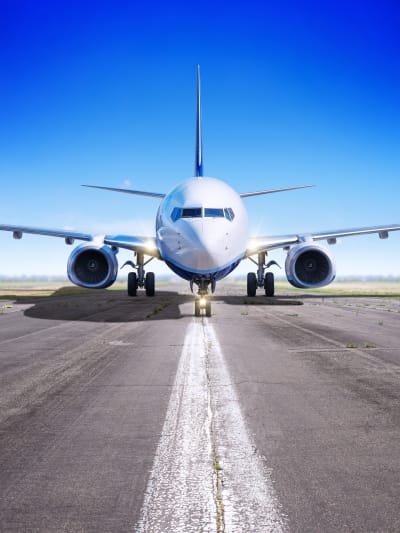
[194,296,211,317]
[192,279,212,317]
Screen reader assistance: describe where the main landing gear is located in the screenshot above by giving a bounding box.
[122,252,155,297]
[192,279,213,317]
[247,252,279,297]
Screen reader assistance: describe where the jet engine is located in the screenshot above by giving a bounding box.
[67,243,118,289]
[285,242,336,289]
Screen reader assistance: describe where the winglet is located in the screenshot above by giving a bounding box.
[195,64,203,177]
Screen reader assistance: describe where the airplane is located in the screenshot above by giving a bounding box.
[1,65,400,317]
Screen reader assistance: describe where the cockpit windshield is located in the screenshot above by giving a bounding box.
[182,208,202,218]
[204,208,224,218]
[171,207,235,222]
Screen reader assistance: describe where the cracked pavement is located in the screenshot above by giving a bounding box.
[1,284,400,531]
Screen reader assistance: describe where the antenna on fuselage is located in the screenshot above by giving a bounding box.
[195,64,203,177]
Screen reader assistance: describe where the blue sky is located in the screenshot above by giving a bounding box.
[1,0,400,278]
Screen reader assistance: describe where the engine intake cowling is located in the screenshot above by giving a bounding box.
[67,243,118,289]
[285,243,336,289]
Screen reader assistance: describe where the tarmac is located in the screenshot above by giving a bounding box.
[1,283,400,532]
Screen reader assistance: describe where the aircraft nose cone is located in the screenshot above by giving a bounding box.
[195,226,230,269]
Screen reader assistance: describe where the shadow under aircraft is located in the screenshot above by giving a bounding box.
[1,287,304,323]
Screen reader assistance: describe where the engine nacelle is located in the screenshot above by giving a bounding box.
[285,242,336,289]
[67,243,118,289]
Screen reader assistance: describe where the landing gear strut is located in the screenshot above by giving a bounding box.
[247,252,279,297]
[122,252,155,297]
[193,279,212,317]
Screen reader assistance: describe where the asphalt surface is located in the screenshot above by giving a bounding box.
[1,284,400,532]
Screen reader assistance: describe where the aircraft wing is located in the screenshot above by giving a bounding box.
[103,235,159,256]
[0,224,160,257]
[246,223,400,256]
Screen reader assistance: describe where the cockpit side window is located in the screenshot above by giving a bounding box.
[171,207,182,222]
[224,208,235,221]
[204,208,224,218]
[182,207,202,218]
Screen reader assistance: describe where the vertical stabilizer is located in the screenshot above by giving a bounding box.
[195,65,203,177]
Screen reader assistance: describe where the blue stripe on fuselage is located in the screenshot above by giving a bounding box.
[165,257,242,282]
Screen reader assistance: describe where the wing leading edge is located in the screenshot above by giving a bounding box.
[247,223,400,256]
[0,224,160,257]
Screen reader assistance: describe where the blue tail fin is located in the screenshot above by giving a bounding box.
[195,65,203,177]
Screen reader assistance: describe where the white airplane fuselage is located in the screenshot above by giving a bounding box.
[156,176,248,281]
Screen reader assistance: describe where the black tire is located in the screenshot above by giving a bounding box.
[145,272,155,296]
[247,272,257,297]
[205,300,211,317]
[264,272,275,297]
[128,272,137,296]
[195,299,201,317]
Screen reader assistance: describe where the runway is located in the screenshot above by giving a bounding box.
[1,283,400,532]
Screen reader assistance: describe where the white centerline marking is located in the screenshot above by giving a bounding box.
[135,322,214,532]
[204,321,286,532]
[135,319,286,532]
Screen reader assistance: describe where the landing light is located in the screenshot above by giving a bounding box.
[199,297,207,307]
